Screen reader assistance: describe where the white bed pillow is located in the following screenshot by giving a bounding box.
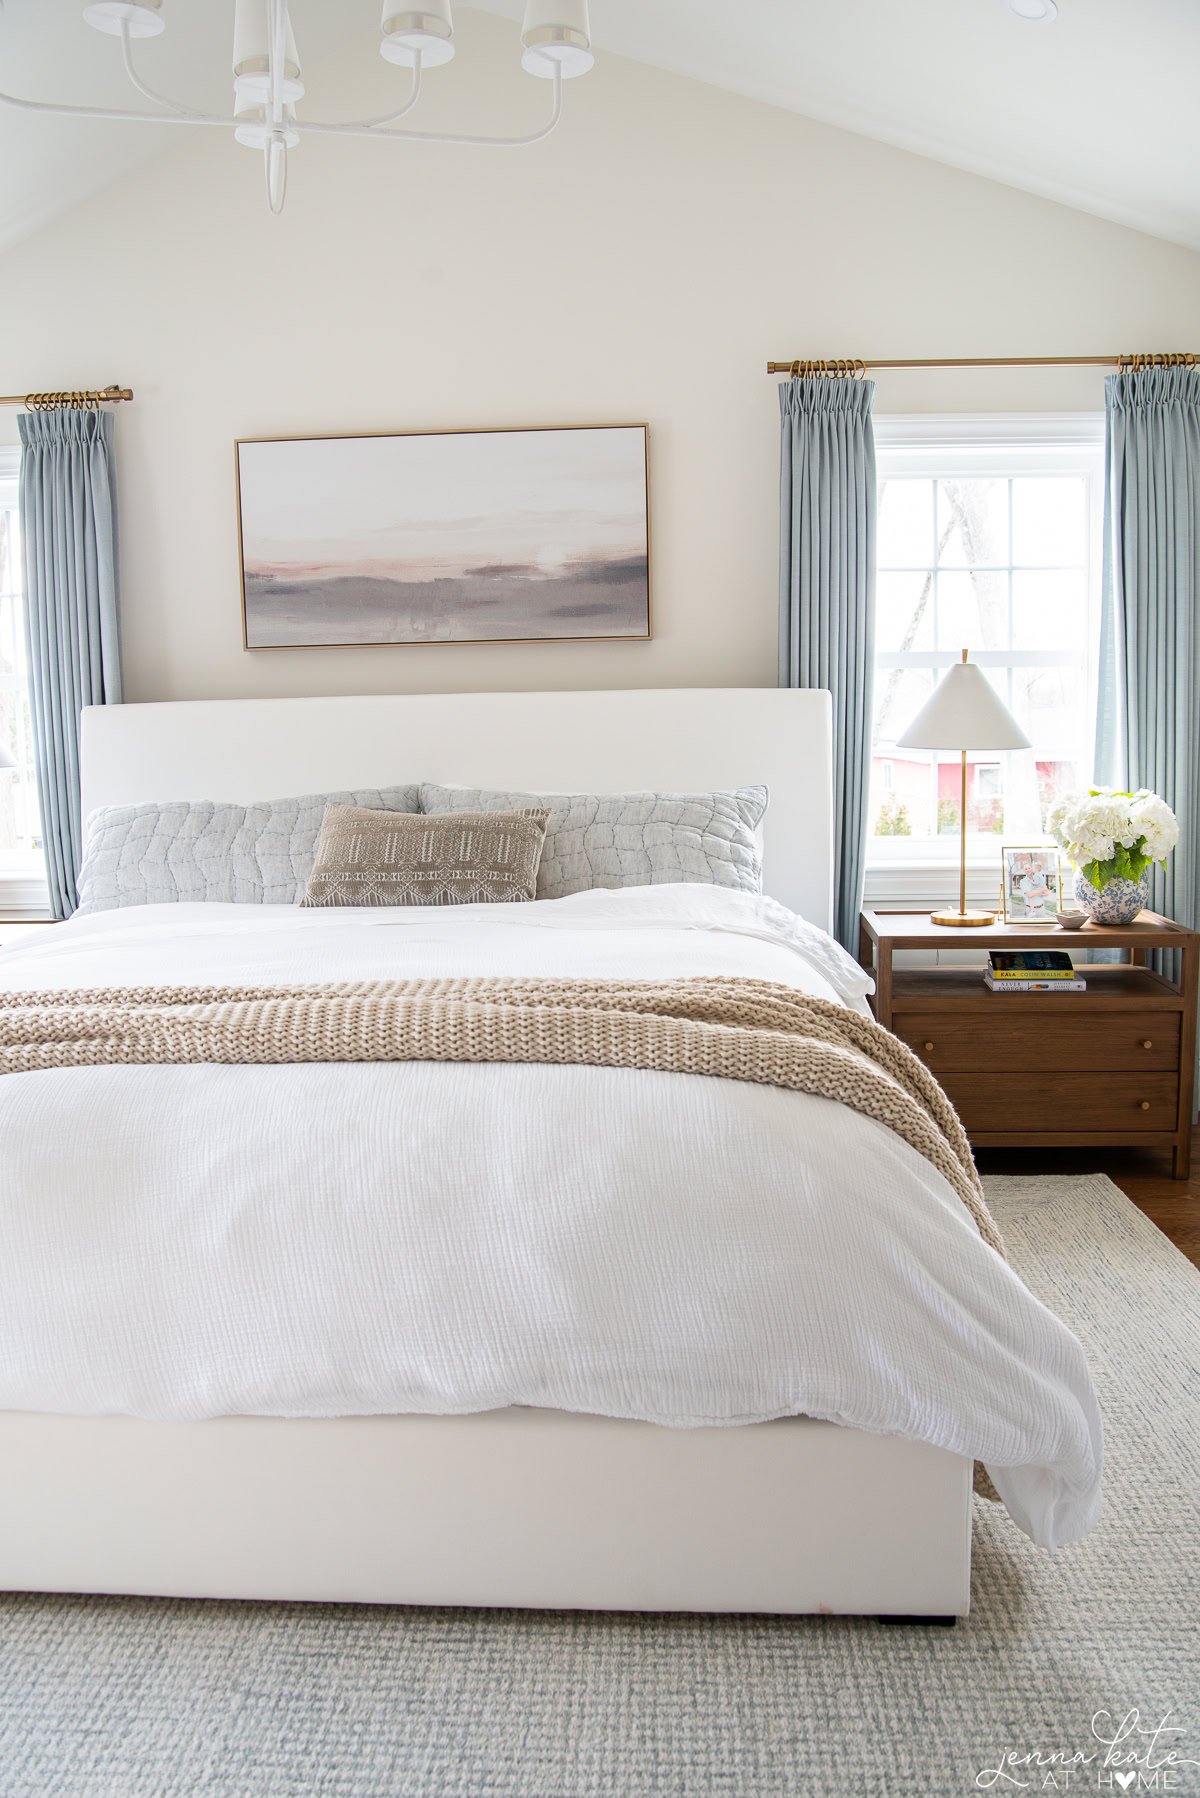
[418,783,768,900]
[75,787,421,914]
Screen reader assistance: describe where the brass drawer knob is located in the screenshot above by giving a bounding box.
[1140,1100,1151,1111]
[1141,1039,1153,1049]
[924,1041,934,1053]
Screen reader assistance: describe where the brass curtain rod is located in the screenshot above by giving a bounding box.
[766,353,1198,377]
[0,386,133,410]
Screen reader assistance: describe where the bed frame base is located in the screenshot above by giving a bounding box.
[878,1614,958,1627]
[0,1407,972,1617]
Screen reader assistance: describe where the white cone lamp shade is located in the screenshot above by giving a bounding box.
[896,651,1031,928]
[83,0,164,38]
[896,659,1031,754]
[521,0,593,77]
[381,3,456,67]
[0,740,17,770]
[233,0,305,104]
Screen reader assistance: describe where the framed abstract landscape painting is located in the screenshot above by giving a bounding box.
[236,423,651,650]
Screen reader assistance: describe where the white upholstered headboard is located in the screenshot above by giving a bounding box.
[80,688,834,929]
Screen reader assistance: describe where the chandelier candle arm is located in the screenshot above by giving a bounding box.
[0,87,245,130]
[298,66,563,145]
[339,59,424,131]
[120,21,202,117]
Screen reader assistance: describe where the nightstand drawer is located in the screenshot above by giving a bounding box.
[935,1071,1179,1134]
[893,1010,1180,1073]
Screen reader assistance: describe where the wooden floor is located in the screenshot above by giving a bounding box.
[975,1146,1200,1268]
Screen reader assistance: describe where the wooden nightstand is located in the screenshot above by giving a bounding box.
[859,908,1198,1179]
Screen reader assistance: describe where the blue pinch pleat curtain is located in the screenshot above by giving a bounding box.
[778,375,876,950]
[1094,365,1199,949]
[18,407,122,917]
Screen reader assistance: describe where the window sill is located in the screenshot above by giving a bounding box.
[0,871,53,921]
[864,860,1003,911]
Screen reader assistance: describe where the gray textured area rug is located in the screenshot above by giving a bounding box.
[1,1173,1197,1798]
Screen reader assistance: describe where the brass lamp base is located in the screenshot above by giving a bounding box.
[931,907,995,928]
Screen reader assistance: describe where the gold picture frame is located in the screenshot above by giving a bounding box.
[235,421,651,653]
[1001,844,1064,924]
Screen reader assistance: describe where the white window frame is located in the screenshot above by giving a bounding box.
[0,447,51,919]
[866,413,1105,910]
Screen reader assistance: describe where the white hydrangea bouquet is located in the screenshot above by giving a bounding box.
[1045,786,1180,924]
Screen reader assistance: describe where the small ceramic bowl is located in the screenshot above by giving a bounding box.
[1055,910,1088,930]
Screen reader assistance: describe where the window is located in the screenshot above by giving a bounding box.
[0,453,48,914]
[868,417,1104,893]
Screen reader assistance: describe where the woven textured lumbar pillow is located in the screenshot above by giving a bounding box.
[300,804,549,908]
[418,784,768,900]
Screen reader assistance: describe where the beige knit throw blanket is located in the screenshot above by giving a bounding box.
[0,974,1003,1259]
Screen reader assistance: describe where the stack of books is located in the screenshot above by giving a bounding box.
[984,950,1086,993]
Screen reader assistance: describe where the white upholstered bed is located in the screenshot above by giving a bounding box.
[0,688,1101,1618]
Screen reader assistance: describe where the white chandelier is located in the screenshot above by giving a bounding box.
[0,0,594,214]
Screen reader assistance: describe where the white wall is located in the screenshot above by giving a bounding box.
[1,7,1197,705]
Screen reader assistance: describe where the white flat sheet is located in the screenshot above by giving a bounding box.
[0,886,1101,1549]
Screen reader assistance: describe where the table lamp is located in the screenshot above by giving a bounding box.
[896,648,1031,927]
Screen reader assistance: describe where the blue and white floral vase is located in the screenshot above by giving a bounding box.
[1073,866,1152,926]
[1047,785,1179,928]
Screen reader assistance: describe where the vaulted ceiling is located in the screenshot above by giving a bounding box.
[1,0,1197,256]
[475,0,1200,250]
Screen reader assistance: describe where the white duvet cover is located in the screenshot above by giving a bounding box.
[0,886,1101,1549]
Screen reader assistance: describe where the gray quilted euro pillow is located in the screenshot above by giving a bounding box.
[75,786,420,914]
[418,783,768,900]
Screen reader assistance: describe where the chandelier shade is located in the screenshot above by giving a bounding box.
[380,4,457,69]
[233,0,304,102]
[81,0,164,37]
[234,103,300,152]
[520,0,593,77]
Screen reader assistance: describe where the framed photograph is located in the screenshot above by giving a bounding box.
[236,423,651,651]
[1001,845,1063,923]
